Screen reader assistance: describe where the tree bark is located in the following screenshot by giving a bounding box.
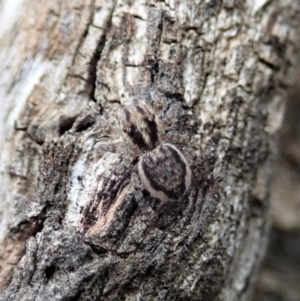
[0,1,299,300]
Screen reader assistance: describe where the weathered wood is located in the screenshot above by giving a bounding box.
[0,0,299,300]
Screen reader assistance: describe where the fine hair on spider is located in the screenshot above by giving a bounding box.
[117,100,192,202]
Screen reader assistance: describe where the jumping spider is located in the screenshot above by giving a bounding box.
[97,101,192,202]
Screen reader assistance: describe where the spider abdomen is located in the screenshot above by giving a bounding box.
[138,143,191,201]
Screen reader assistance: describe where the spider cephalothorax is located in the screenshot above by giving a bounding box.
[119,102,192,201]
[121,104,158,151]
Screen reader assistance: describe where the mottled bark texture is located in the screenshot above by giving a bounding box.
[0,0,299,300]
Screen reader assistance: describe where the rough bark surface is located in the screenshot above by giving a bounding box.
[0,0,299,300]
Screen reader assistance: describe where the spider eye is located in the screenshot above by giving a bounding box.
[122,127,129,133]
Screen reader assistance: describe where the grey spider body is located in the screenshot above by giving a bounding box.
[119,102,192,202]
[138,143,191,201]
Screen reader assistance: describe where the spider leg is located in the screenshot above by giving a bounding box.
[164,131,190,145]
[113,149,137,175]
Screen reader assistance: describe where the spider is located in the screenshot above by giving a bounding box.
[95,100,192,202]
